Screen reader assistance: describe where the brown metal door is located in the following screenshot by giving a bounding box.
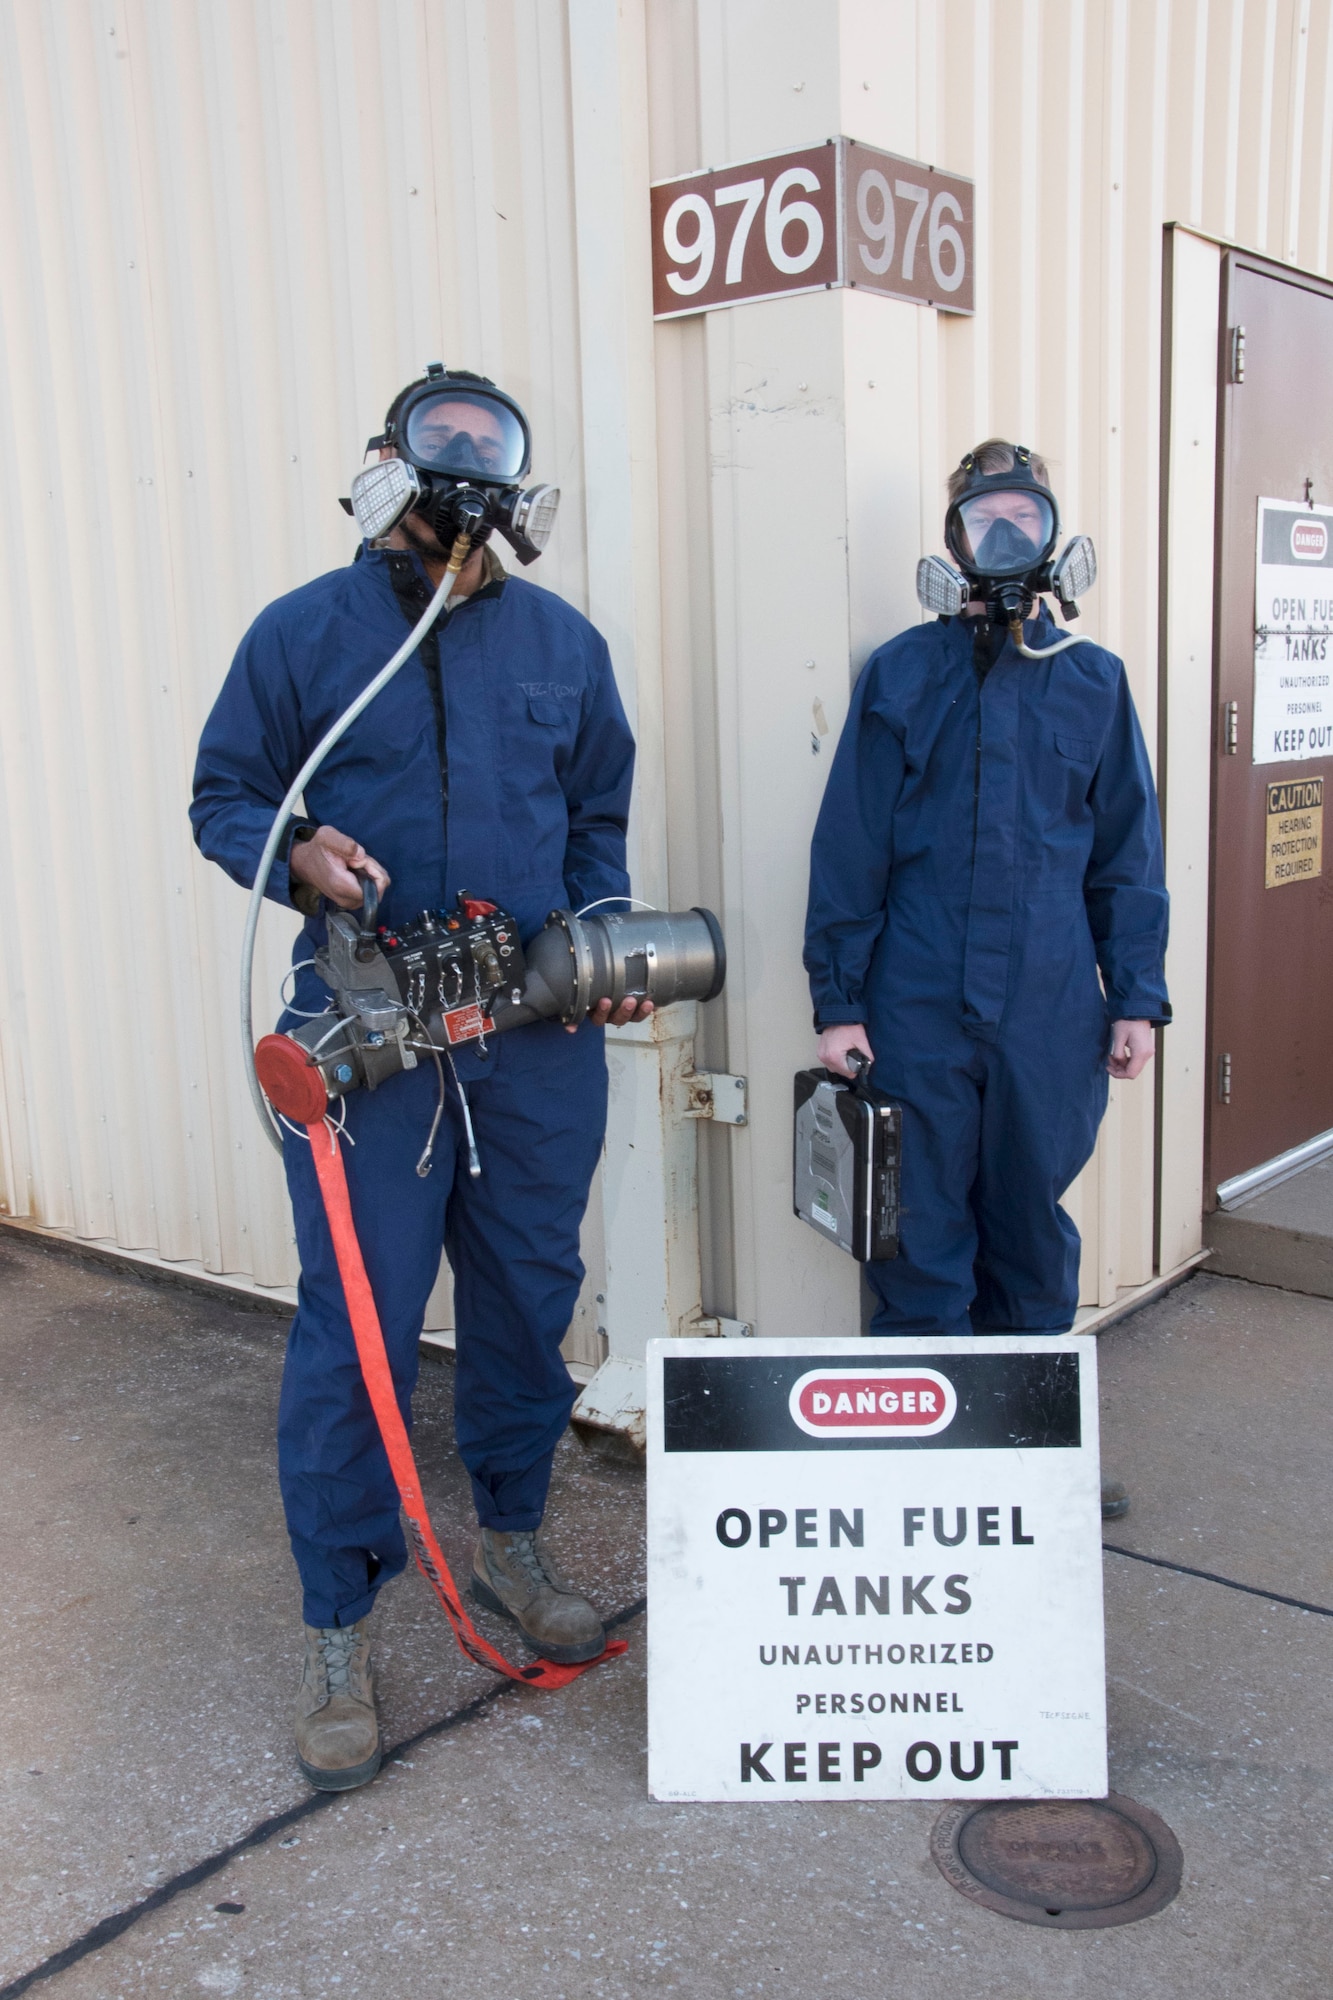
[1207,253,1333,1201]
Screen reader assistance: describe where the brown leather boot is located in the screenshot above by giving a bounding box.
[294,1616,381,1791]
[471,1527,605,1664]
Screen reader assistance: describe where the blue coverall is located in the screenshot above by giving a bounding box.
[192,544,634,1627]
[804,610,1170,1338]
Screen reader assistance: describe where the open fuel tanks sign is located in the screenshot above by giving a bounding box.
[646,1337,1106,1802]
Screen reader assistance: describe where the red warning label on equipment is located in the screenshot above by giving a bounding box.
[443,1004,489,1045]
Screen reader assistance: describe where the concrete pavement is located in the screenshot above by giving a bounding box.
[0,1236,1328,1998]
[1205,1151,1333,1299]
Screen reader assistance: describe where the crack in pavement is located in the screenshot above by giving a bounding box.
[0,1596,647,1999]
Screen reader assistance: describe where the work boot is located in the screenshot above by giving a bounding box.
[1101,1478,1131,1522]
[471,1527,606,1664]
[294,1616,381,1792]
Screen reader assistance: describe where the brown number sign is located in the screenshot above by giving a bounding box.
[650,138,973,320]
[843,141,973,313]
[650,143,841,318]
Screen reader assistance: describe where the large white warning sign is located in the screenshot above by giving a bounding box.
[1253,497,1333,764]
[647,1336,1106,1802]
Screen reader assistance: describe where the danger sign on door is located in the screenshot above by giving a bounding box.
[647,1336,1106,1802]
[1253,496,1333,763]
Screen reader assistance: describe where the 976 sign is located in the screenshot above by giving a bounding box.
[844,141,971,310]
[650,137,974,320]
[651,143,840,316]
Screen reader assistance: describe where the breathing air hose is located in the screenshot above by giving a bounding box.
[1006,618,1093,660]
[239,530,474,1152]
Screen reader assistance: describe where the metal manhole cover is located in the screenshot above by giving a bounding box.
[930,1794,1183,1929]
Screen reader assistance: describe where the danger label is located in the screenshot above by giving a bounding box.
[789,1369,957,1438]
[1253,497,1333,762]
[1265,776,1323,887]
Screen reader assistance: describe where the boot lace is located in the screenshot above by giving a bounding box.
[316,1625,360,1696]
[504,1531,556,1591]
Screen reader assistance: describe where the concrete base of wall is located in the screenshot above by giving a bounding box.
[0,1215,296,1315]
[1204,1155,1333,1298]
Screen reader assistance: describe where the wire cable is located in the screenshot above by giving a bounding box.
[239,534,473,1150]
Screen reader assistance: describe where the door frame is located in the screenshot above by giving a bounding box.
[1203,244,1333,1209]
[1157,225,1222,1267]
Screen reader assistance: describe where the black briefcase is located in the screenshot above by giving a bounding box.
[793,1055,900,1262]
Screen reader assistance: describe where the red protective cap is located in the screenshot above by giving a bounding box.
[462,896,497,920]
[254,1034,329,1123]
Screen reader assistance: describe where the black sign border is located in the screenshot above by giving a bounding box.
[661,1351,1081,1454]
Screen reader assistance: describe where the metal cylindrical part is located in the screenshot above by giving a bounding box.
[490,905,726,1029]
[584,907,724,1011]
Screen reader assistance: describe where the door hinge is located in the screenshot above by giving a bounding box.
[683,1071,748,1125]
[1229,324,1246,384]
[1219,1052,1232,1104]
[1224,699,1239,754]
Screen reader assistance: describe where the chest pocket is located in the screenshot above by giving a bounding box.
[1055,732,1098,766]
[514,693,578,793]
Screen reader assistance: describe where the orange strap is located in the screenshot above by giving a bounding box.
[306,1120,627,1690]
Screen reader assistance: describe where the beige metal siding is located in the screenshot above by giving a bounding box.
[0,0,602,1304]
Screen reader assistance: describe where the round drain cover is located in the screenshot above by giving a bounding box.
[931,1794,1183,1929]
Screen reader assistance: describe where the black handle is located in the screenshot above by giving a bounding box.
[354,870,380,962]
[846,1048,871,1086]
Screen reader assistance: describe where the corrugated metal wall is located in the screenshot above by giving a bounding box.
[0,0,602,1303]
[4,0,1333,1322]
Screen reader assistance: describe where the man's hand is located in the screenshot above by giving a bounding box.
[288,826,390,911]
[816,1022,874,1079]
[1107,1019,1154,1080]
[569,997,655,1034]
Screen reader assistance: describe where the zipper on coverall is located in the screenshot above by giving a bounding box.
[971,616,995,868]
[388,556,449,842]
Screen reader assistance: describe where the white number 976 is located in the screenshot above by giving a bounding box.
[855,168,965,293]
[663,166,826,296]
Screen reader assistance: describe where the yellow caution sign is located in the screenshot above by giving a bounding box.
[1265,776,1324,887]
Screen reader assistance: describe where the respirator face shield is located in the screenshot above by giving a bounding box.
[346,366,560,564]
[947,488,1058,582]
[401,389,529,483]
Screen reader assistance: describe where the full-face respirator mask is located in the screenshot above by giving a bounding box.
[340,363,560,565]
[915,446,1098,659]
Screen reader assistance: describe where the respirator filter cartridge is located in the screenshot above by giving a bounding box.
[916,554,971,618]
[349,458,423,541]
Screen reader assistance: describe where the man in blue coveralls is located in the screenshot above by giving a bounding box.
[192,368,645,1790]
[805,441,1169,1514]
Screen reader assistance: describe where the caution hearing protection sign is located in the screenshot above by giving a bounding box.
[647,1336,1107,1802]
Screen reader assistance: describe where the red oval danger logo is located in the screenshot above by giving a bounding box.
[788,1368,957,1439]
[1290,517,1328,562]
